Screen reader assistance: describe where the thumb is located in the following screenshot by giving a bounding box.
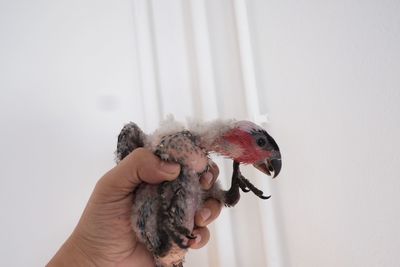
[95,148,180,202]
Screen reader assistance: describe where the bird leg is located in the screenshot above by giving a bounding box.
[238,174,271,200]
[157,179,194,251]
[167,189,196,240]
[154,183,174,257]
[223,161,242,207]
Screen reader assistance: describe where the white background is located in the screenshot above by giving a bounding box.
[1,0,400,266]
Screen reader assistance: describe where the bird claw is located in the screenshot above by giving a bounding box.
[260,194,271,199]
[186,233,196,240]
[239,174,271,200]
[238,178,251,192]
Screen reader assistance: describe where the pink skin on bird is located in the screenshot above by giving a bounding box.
[216,128,272,164]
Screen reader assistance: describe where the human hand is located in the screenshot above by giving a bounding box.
[47,148,222,267]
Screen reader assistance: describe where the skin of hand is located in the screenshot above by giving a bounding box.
[47,148,222,267]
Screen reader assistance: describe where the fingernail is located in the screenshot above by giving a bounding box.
[200,208,211,222]
[160,161,180,174]
[202,172,213,186]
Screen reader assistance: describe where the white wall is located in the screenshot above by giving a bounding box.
[0,1,262,266]
[0,1,143,266]
[247,0,400,266]
[1,0,400,267]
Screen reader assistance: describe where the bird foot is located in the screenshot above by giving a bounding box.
[239,174,271,199]
[223,162,241,207]
[224,161,271,207]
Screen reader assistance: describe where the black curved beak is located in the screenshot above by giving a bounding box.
[253,153,282,178]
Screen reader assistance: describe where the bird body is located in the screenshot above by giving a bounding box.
[116,117,281,267]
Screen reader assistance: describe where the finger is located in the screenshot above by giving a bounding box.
[199,162,219,190]
[96,148,180,198]
[188,227,210,249]
[194,198,222,227]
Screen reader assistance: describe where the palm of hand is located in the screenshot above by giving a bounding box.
[65,149,220,267]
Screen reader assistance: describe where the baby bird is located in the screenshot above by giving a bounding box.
[115,118,281,267]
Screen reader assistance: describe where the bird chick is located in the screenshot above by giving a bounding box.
[115,118,282,267]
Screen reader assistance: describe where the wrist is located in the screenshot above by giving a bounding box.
[47,234,97,267]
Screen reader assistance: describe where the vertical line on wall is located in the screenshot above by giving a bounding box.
[131,0,162,131]
[181,0,201,119]
[148,0,164,119]
[232,0,260,120]
[130,0,146,127]
[186,0,219,121]
[232,0,283,266]
[180,2,211,265]
[187,1,237,266]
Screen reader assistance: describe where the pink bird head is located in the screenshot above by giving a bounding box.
[213,121,282,178]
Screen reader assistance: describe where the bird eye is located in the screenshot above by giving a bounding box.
[256,137,266,147]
